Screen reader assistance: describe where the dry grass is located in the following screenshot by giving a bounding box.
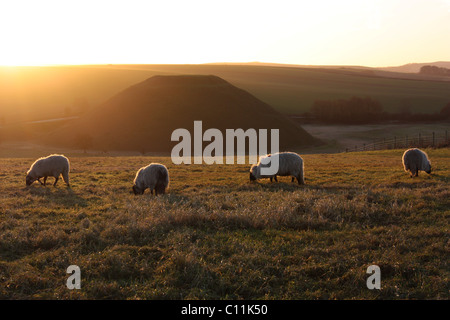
[0,149,449,299]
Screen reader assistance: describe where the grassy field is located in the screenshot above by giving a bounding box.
[301,123,450,152]
[0,149,449,299]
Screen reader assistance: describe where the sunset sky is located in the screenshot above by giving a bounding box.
[0,0,449,67]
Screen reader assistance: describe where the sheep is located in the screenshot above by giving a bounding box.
[26,154,70,187]
[402,148,431,177]
[132,163,169,195]
[250,152,305,184]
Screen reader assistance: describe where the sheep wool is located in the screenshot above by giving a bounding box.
[26,154,70,187]
[133,163,169,195]
[402,148,431,177]
[250,152,305,184]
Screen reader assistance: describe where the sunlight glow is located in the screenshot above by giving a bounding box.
[0,0,449,67]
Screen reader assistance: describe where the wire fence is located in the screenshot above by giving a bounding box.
[344,130,450,153]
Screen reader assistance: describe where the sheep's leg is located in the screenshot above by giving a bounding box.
[414,170,419,177]
[274,175,278,182]
[53,176,59,187]
[298,171,305,185]
[43,176,48,186]
[291,177,295,183]
[154,188,158,196]
[150,189,153,195]
[270,177,273,182]
[62,171,70,187]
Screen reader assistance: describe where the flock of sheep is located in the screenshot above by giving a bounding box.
[25,148,432,194]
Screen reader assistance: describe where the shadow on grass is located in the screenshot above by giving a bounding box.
[429,172,449,183]
[26,185,89,208]
[239,180,305,192]
[130,191,192,204]
[378,177,441,189]
[244,181,362,193]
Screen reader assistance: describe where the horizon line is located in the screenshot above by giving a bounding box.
[0,60,449,69]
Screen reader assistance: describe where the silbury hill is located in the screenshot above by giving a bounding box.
[43,75,320,153]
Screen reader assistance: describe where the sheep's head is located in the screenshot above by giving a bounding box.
[26,174,36,186]
[425,162,432,174]
[132,185,144,195]
[249,165,258,181]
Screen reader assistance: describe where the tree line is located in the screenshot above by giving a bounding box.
[419,65,450,77]
[310,96,384,124]
[302,97,450,124]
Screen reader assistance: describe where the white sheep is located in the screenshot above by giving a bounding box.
[402,148,431,177]
[26,154,70,187]
[132,163,169,195]
[250,152,305,184]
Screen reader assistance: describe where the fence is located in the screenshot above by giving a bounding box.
[345,130,450,153]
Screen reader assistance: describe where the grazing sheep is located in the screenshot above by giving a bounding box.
[26,154,70,187]
[250,152,305,184]
[402,148,431,177]
[132,163,169,195]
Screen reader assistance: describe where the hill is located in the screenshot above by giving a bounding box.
[1,64,450,126]
[41,75,319,153]
[75,64,450,116]
[378,61,450,73]
[136,64,450,115]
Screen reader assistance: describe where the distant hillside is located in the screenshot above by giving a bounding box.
[379,61,450,73]
[1,63,450,122]
[419,65,450,77]
[41,75,319,153]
